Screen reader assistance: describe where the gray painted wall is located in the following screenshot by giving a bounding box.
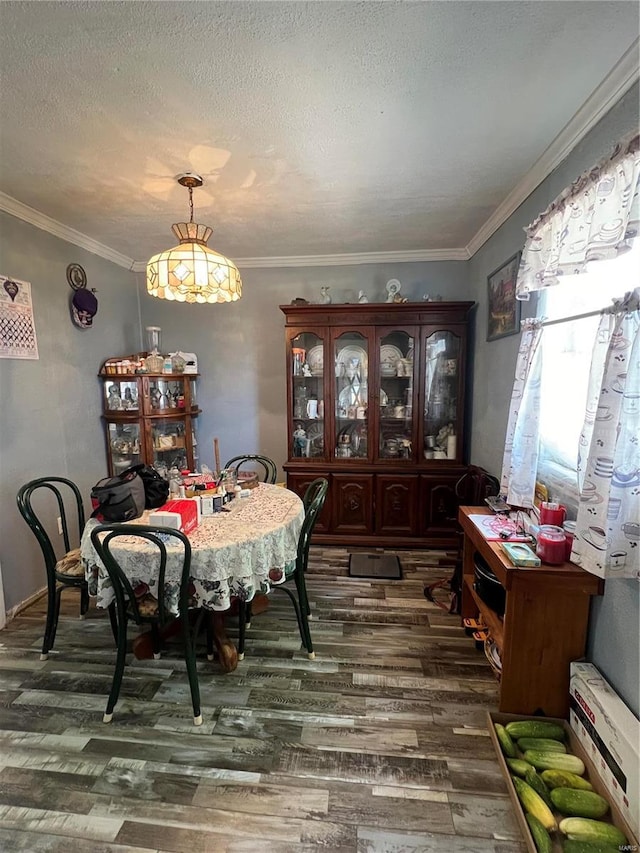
[0,212,140,610]
[136,261,470,476]
[1,85,637,714]
[467,82,640,716]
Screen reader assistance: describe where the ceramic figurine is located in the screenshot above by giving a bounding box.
[385,279,401,302]
[358,290,369,303]
[123,387,137,409]
[107,384,122,410]
[320,286,332,304]
[293,424,307,457]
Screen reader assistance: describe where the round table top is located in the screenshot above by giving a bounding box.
[81,483,305,612]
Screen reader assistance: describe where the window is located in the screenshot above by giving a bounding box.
[536,240,639,510]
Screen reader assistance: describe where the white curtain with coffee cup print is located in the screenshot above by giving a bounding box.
[571,289,640,579]
[516,133,639,300]
[500,318,544,507]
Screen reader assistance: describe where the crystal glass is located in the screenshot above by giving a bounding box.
[146,326,162,354]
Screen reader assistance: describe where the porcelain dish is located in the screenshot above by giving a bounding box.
[336,345,368,374]
[306,345,323,375]
[380,344,403,375]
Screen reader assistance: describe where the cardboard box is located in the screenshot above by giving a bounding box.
[158,499,199,535]
[488,711,638,853]
[569,662,639,840]
[148,510,181,530]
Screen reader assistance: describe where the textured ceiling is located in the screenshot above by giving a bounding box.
[0,1,638,264]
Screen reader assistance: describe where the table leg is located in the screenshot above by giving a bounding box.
[131,595,270,671]
[209,611,238,673]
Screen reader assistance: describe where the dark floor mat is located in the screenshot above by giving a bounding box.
[348,553,402,579]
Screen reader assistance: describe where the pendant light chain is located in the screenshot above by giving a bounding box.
[188,185,194,224]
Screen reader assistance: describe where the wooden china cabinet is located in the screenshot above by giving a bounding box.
[99,357,201,476]
[281,301,475,546]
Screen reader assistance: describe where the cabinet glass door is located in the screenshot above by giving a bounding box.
[104,378,140,412]
[378,329,415,461]
[291,332,325,459]
[152,419,189,471]
[423,330,460,461]
[107,422,142,474]
[147,378,187,413]
[334,331,368,460]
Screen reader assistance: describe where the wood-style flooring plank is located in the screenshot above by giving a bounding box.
[0,545,520,852]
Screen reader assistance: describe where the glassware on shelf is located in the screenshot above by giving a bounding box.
[145,353,164,373]
[146,326,162,354]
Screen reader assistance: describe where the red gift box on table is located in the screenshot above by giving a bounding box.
[156,499,199,535]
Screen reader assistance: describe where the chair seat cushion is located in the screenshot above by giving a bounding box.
[55,547,85,578]
[134,592,159,618]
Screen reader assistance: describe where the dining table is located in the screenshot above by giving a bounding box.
[80,483,305,672]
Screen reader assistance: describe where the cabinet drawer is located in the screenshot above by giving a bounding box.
[376,475,419,535]
[332,474,374,534]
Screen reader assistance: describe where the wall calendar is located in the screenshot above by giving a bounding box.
[0,275,39,360]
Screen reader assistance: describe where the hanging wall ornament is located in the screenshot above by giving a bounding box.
[66,263,87,290]
[67,263,98,329]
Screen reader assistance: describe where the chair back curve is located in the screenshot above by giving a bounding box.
[90,524,192,626]
[223,454,278,484]
[17,476,86,572]
[298,477,328,571]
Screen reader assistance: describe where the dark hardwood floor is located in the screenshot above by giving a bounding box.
[0,547,525,852]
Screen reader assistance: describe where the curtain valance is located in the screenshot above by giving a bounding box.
[516,133,640,300]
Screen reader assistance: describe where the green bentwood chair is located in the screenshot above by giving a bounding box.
[223,454,278,484]
[237,477,328,661]
[90,523,203,726]
[17,476,117,660]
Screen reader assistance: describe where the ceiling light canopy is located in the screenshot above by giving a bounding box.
[146,173,242,304]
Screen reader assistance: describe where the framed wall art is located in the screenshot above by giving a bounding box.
[487,252,522,342]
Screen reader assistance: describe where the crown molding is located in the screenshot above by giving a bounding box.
[2,40,637,271]
[128,247,469,274]
[234,248,470,268]
[466,39,640,258]
[0,191,137,271]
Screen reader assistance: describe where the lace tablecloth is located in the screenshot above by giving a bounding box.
[81,484,304,612]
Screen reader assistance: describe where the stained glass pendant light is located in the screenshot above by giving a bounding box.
[146,173,242,304]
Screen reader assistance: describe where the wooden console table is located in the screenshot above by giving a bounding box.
[459,506,604,717]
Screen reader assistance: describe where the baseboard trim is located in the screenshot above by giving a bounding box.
[6,585,47,623]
